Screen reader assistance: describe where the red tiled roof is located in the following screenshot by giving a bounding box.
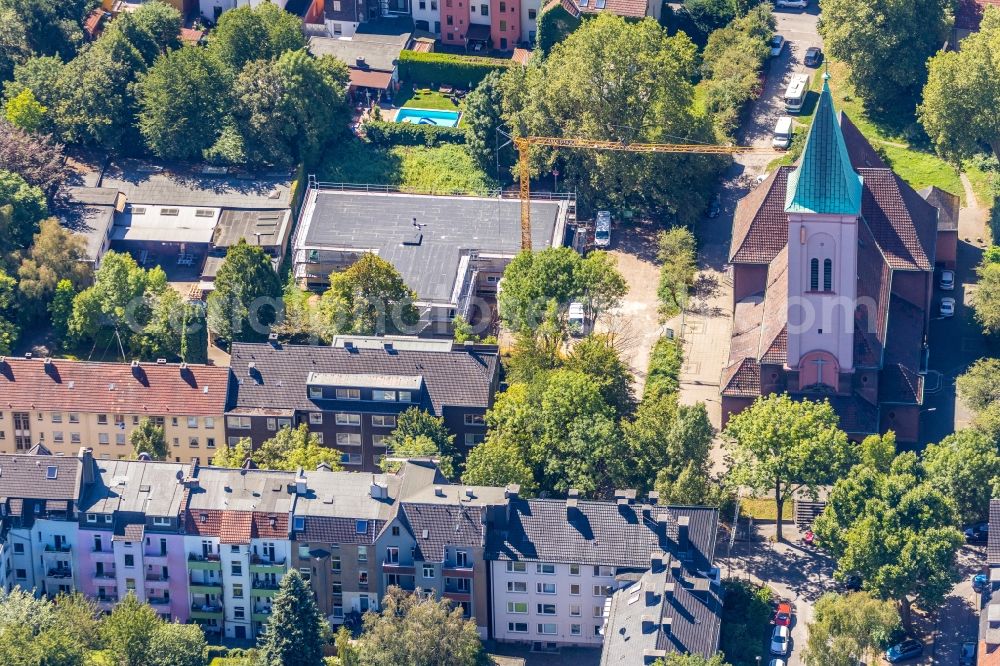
[220,511,253,545]
[730,168,792,265]
[252,512,289,540]
[855,220,892,367]
[720,358,761,398]
[186,508,222,536]
[512,48,532,66]
[0,358,228,416]
[180,28,206,44]
[758,247,788,362]
[858,169,936,271]
[577,0,647,18]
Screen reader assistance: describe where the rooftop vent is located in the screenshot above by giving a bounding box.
[130,360,139,368]
[402,233,423,246]
[24,352,32,359]
[156,358,167,365]
[504,484,519,500]
[647,490,659,505]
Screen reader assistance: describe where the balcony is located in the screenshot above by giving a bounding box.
[189,603,224,621]
[145,571,170,582]
[43,544,72,553]
[91,547,115,559]
[94,570,117,581]
[252,606,273,623]
[382,562,416,575]
[96,596,119,607]
[188,579,222,594]
[187,554,222,571]
[442,566,474,578]
[45,568,73,580]
[251,582,280,598]
[250,555,286,575]
[144,552,169,565]
[443,591,472,603]
[148,596,170,606]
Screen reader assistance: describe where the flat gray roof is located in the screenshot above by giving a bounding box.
[98,160,292,210]
[308,36,405,72]
[298,190,565,303]
[212,208,291,248]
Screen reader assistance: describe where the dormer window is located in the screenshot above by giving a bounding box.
[355,520,368,534]
[294,516,305,531]
[46,466,57,480]
[309,386,322,399]
[373,390,396,402]
[335,388,360,400]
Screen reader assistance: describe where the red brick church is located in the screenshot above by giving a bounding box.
[721,76,941,444]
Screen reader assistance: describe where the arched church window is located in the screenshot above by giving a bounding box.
[823,258,833,291]
[810,258,819,291]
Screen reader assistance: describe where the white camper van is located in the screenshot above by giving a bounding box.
[772,116,793,149]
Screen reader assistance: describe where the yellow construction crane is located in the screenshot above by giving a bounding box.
[513,135,767,250]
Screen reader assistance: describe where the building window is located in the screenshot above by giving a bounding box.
[419,0,425,7]
[277,418,292,429]
[373,390,396,402]
[508,622,528,633]
[536,582,556,594]
[391,526,400,536]
[187,417,198,428]
[116,433,126,445]
[124,554,134,568]
[537,604,556,615]
[336,433,361,446]
[71,433,81,444]
[15,569,25,579]
[570,584,581,595]
[207,438,215,449]
[595,565,614,576]
[371,415,396,427]
[309,412,323,425]
[335,389,360,400]
[386,547,399,564]
[51,412,62,423]
[332,22,343,35]
[528,7,536,18]
[536,563,555,575]
[234,607,245,620]
[309,386,322,399]
[506,561,526,573]
[337,413,361,426]
[538,623,557,635]
[507,601,528,613]
[293,516,305,531]
[315,432,324,444]
[53,431,63,443]
[86,513,97,523]
[456,550,469,568]
[570,604,581,617]
[233,584,244,599]
[373,434,388,447]
[153,516,169,526]
[594,585,609,596]
[13,543,23,554]
[593,606,603,617]
[463,414,485,426]
[500,19,506,30]
[299,567,311,582]
[399,391,412,403]
[231,562,242,576]
[356,520,368,534]
[359,571,369,585]
[189,437,199,448]
[358,546,368,563]
[97,415,108,425]
[571,623,581,635]
[227,416,251,429]
[464,434,485,447]
[69,413,79,424]
[481,2,488,13]
[205,417,215,429]
[810,258,819,291]
[423,565,434,579]
[341,453,362,465]
[569,563,580,575]
[823,258,833,291]
[98,433,109,445]
[507,581,527,593]
[331,555,341,573]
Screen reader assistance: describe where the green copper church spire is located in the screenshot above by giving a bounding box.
[784,74,862,216]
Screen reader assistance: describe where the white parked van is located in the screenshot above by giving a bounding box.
[568,302,587,336]
[595,210,611,248]
[772,116,793,149]
[783,73,809,113]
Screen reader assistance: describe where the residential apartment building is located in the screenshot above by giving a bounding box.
[224,337,499,472]
[291,467,403,623]
[486,490,719,651]
[0,448,96,597]
[182,467,295,640]
[77,459,192,619]
[0,356,229,464]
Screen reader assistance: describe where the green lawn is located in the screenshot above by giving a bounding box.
[741,497,794,521]
[317,138,495,194]
[767,61,964,201]
[395,84,464,111]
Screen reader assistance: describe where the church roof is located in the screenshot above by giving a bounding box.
[784,79,863,216]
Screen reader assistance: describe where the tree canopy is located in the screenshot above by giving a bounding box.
[255,570,327,666]
[657,227,698,320]
[207,240,282,344]
[0,169,47,259]
[208,2,306,72]
[503,13,723,222]
[318,253,419,338]
[920,7,1000,161]
[130,418,167,461]
[214,425,344,472]
[803,592,900,666]
[922,429,1000,526]
[820,0,952,114]
[813,451,963,627]
[724,394,854,540]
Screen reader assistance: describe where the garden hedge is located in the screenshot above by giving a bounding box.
[363,120,467,147]
[398,51,513,88]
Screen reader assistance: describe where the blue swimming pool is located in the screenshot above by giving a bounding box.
[395,107,462,127]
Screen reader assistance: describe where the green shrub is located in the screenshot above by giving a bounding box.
[363,120,467,147]
[398,51,512,87]
[645,335,684,400]
[720,579,773,666]
[536,3,581,54]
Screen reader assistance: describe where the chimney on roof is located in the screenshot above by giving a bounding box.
[641,614,658,633]
[156,358,167,365]
[79,447,95,485]
[44,357,52,365]
[434,485,445,497]
[295,469,307,495]
[268,332,280,349]
[662,617,672,636]
[650,551,665,572]
[463,340,473,347]
[344,341,356,352]
[615,489,636,506]
[24,352,32,360]
[504,484,519,500]
[677,515,690,558]
[383,342,395,354]
[247,361,256,375]
[370,479,388,499]
[316,462,332,472]
[130,360,139,368]
[664,582,675,598]
[464,487,474,500]
[647,490,659,505]
[566,488,580,517]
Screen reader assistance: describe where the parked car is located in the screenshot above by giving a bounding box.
[567,302,587,337]
[961,641,977,665]
[940,269,955,290]
[973,573,989,593]
[773,602,792,626]
[770,35,786,57]
[966,522,989,543]
[769,660,786,666]
[804,46,823,67]
[940,297,956,318]
[772,116,794,149]
[708,193,721,218]
[770,625,790,656]
[886,638,924,663]
[776,0,808,8]
[594,210,611,248]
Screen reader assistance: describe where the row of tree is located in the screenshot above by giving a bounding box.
[2,2,349,167]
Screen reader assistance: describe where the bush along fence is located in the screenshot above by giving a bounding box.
[363,120,468,147]
[398,50,513,88]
